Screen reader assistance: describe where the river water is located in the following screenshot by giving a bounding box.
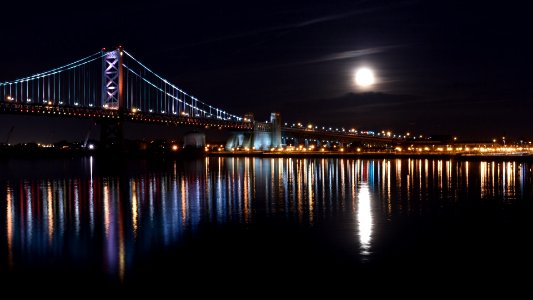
[1,157,532,294]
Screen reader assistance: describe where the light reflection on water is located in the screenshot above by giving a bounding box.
[1,157,532,283]
[357,183,372,257]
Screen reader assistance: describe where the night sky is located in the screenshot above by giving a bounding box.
[0,0,531,143]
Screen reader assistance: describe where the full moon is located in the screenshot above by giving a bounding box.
[354,68,375,87]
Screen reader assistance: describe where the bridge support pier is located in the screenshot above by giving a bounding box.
[99,118,125,153]
[226,133,245,150]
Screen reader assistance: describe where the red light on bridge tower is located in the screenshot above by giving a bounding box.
[118,45,124,112]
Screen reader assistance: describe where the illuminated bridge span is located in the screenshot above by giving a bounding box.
[225,112,397,151]
[0,46,396,151]
[281,126,396,149]
[0,47,251,149]
[0,48,243,123]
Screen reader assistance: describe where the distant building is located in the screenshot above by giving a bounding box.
[244,112,254,123]
[183,131,206,148]
[270,112,281,148]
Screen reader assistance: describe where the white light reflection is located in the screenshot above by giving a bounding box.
[74,180,80,235]
[357,183,373,257]
[25,182,33,244]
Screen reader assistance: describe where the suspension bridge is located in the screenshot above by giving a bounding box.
[0,46,396,151]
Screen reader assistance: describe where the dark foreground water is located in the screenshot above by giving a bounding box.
[1,157,532,294]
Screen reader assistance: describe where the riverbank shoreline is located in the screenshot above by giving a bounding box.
[207,151,533,161]
[2,148,533,161]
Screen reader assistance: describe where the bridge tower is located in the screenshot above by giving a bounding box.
[99,46,125,152]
